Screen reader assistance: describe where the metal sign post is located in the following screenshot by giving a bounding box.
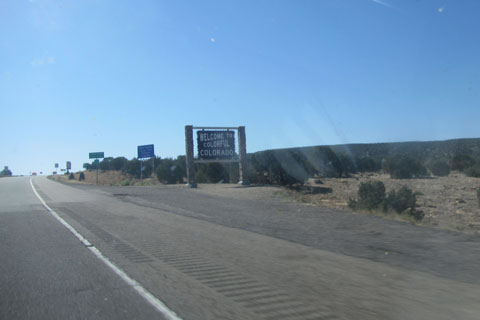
[137,144,155,180]
[89,152,104,185]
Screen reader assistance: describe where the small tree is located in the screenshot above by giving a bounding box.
[312,147,343,177]
[0,168,12,177]
[338,154,357,176]
[450,154,475,172]
[126,159,141,178]
[99,157,113,171]
[465,163,480,177]
[111,157,128,171]
[356,157,380,173]
[430,160,450,177]
[386,156,427,179]
[247,150,308,186]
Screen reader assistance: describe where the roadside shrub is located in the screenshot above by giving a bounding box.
[349,183,424,221]
[450,154,475,172]
[404,208,425,221]
[384,186,416,213]
[384,186,424,221]
[386,156,427,179]
[430,160,450,177]
[156,158,185,184]
[68,173,75,180]
[194,168,210,183]
[78,172,85,181]
[193,163,229,183]
[349,181,386,210]
[348,198,358,210]
[464,163,480,177]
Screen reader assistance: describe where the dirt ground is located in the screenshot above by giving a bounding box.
[296,172,480,233]
[50,170,480,234]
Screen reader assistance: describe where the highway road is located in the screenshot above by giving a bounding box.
[2,176,480,319]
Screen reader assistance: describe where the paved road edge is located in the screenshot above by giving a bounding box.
[29,178,182,320]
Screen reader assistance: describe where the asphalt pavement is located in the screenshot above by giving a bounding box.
[0,177,167,320]
[2,176,480,320]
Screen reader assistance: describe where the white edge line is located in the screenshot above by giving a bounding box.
[30,178,182,320]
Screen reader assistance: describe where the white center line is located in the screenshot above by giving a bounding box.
[30,178,182,320]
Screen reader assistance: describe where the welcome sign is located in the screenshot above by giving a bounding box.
[197,130,236,160]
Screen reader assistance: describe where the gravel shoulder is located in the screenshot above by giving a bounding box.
[62,181,480,286]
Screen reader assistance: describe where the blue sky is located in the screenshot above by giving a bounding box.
[1,0,479,175]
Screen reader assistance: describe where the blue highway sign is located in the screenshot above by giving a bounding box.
[138,144,155,159]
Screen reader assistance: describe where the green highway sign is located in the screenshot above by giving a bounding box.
[89,152,104,159]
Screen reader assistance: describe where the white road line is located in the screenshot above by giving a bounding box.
[30,178,182,320]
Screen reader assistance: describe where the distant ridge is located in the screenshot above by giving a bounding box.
[255,138,480,161]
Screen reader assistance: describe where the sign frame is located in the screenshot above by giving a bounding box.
[184,126,248,187]
[137,144,155,159]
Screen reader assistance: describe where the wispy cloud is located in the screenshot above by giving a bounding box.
[31,56,55,67]
[370,0,395,10]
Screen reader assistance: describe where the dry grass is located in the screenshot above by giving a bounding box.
[48,170,160,186]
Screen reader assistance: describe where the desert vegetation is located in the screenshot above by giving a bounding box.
[52,138,480,232]
[348,182,424,221]
[78,138,480,187]
[0,167,12,177]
